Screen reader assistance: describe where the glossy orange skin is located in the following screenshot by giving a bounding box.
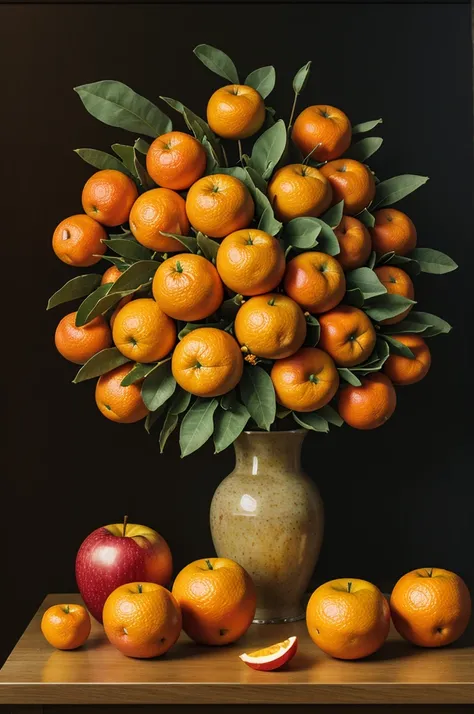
[41,604,91,650]
[129,188,190,252]
[292,105,352,163]
[103,582,182,658]
[146,131,206,190]
[186,174,254,239]
[306,579,390,660]
[338,373,396,430]
[271,347,339,412]
[370,208,417,256]
[55,312,112,365]
[112,298,176,363]
[390,568,471,648]
[82,170,138,227]
[320,159,376,216]
[334,216,372,271]
[216,229,285,296]
[374,265,415,325]
[318,305,376,367]
[153,253,224,321]
[101,265,123,284]
[172,558,256,645]
[52,214,107,267]
[207,85,265,140]
[267,164,332,223]
[95,363,149,424]
[172,327,243,398]
[234,293,307,360]
[284,251,346,314]
[383,334,431,385]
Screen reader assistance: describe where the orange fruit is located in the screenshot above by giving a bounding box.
[82,169,138,227]
[129,187,189,252]
[240,635,298,671]
[271,347,339,412]
[103,582,182,658]
[390,568,471,648]
[320,159,376,216]
[55,312,112,365]
[306,579,390,660]
[172,557,256,645]
[52,214,107,267]
[112,298,176,363]
[383,334,431,385]
[292,105,352,162]
[318,305,376,367]
[172,327,243,398]
[283,251,346,314]
[95,363,149,424]
[374,265,415,325]
[234,293,306,359]
[153,253,223,321]
[101,265,124,284]
[338,372,396,429]
[146,131,206,190]
[207,85,265,139]
[41,603,91,650]
[267,164,332,223]
[370,208,417,256]
[185,173,254,239]
[216,229,285,296]
[334,215,372,271]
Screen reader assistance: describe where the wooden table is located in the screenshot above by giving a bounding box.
[0,594,473,713]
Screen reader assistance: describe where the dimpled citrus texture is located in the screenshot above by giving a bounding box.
[153,253,224,321]
[271,347,339,412]
[172,558,256,645]
[216,229,286,296]
[185,174,254,238]
[292,105,352,163]
[112,298,177,363]
[374,265,415,325]
[207,85,265,140]
[82,169,138,227]
[306,578,390,660]
[172,327,243,398]
[268,164,332,223]
[103,582,182,658]
[318,305,376,367]
[284,251,346,314]
[334,216,372,271]
[101,265,123,284]
[95,363,149,424]
[52,214,107,267]
[338,373,396,430]
[55,312,112,365]
[390,568,471,647]
[129,188,190,252]
[320,159,376,216]
[41,604,91,650]
[370,208,417,256]
[146,131,206,190]
[234,293,307,359]
[383,334,431,385]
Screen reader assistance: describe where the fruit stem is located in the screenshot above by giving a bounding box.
[237,140,244,166]
[137,584,143,593]
[347,581,352,593]
[123,515,128,538]
[63,605,70,614]
[309,374,318,383]
[288,92,298,134]
[205,559,214,570]
[267,298,276,306]
[427,568,433,577]
[175,261,183,273]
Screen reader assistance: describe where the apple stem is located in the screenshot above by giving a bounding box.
[205,559,213,570]
[347,582,352,593]
[123,515,128,538]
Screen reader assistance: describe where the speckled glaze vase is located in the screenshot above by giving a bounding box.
[210,430,323,624]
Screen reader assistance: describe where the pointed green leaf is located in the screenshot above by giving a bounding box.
[103,239,153,261]
[376,251,421,277]
[47,274,102,310]
[345,137,383,162]
[111,143,137,175]
[120,362,157,386]
[364,293,416,322]
[196,232,219,262]
[180,397,219,457]
[245,66,275,99]
[74,148,132,176]
[312,219,340,256]
[276,406,291,419]
[245,166,267,193]
[367,251,377,269]
[202,137,219,174]
[293,411,329,433]
[141,360,176,411]
[344,287,365,308]
[193,44,239,84]
[133,149,155,190]
[161,232,198,253]
[409,248,458,275]
[392,311,452,337]
[249,120,287,180]
[351,338,390,372]
[317,404,343,427]
[293,61,311,95]
[75,283,113,326]
[144,404,165,434]
[357,208,375,228]
[100,255,133,270]
[283,217,321,249]
[214,402,250,453]
[169,387,192,415]
[159,411,179,453]
[381,320,431,336]
[239,365,276,431]
[346,267,387,299]
[372,175,429,210]
[134,138,150,154]
[220,390,238,411]
[160,97,223,163]
[78,286,139,326]
[73,348,130,383]
[379,334,415,359]
[108,260,158,293]
[352,118,383,134]
[258,205,282,236]
[338,368,362,386]
[321,201,344,229]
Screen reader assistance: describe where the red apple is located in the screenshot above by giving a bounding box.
[75,517,173,623]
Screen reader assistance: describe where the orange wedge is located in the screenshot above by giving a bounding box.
[239,635,298,671]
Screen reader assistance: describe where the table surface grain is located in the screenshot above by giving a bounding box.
[0,593,473,706]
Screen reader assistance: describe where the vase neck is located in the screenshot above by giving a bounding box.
[233,431,307,475]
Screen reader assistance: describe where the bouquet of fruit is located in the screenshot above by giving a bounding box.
[48,44,457,456]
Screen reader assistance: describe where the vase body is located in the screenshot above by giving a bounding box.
[210,430,323,623]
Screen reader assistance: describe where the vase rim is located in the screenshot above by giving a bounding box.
[242,429,306,435]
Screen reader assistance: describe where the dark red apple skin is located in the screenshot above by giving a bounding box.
[75,526,172,623]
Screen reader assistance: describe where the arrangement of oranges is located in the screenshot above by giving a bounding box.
[48,44,457,455]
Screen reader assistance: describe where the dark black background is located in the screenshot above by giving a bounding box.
[0,2,471,665]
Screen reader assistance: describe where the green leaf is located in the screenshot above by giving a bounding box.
[74,148,132,176]
[364,293,416,322]
[352,118,383,134]
[220,390,238,411]
[180,398,219,457]
[202,137,219,174]
[249,120,287,180]
[214,402,250,453]
[74,80,171,137]
[100,255,133,270]
[79,286,139,325]
[144,404,165,434]
[337,368,362,386]
[351,338,389,372]
[392,311,452,338]
[134,138,150,154]
[73,348,130,383]
[380,320,431,336]
[178,321,229,340]
[196,232,219,262]
[345,137,383,162]
[304,314,320,347]
[276,406,291,419]
[293,411,329,433]
[75,283,112,326]
[141,360,176,411]
[239,366,276,431]
[133,149,155,190]
[293,61,311,94]
[111,143,137,176]
[47,274,102,310]
[367,251,377,269]
[161,232,198,253]
[346,267,387,299]
[321,201,344,229]
[379,334,415,359]
[283,217,321,249]
[317,404,343,427]
[376,251,421,277]
[103,239,153,261]
[372,175,429,210]
[160,98,223,164]
[108,260,158,293]
[220,294,244,319]
[120,362,156,386]
[159,411,179,453]
[344,287,365,308]
[254,188,282,236]
[169,387,192,415]
[245,66,275,99]
[357,208,375,228]
[312,219,340,256]
[245,166,267,194]
[409,248,458,275]
[193,44,239,84]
